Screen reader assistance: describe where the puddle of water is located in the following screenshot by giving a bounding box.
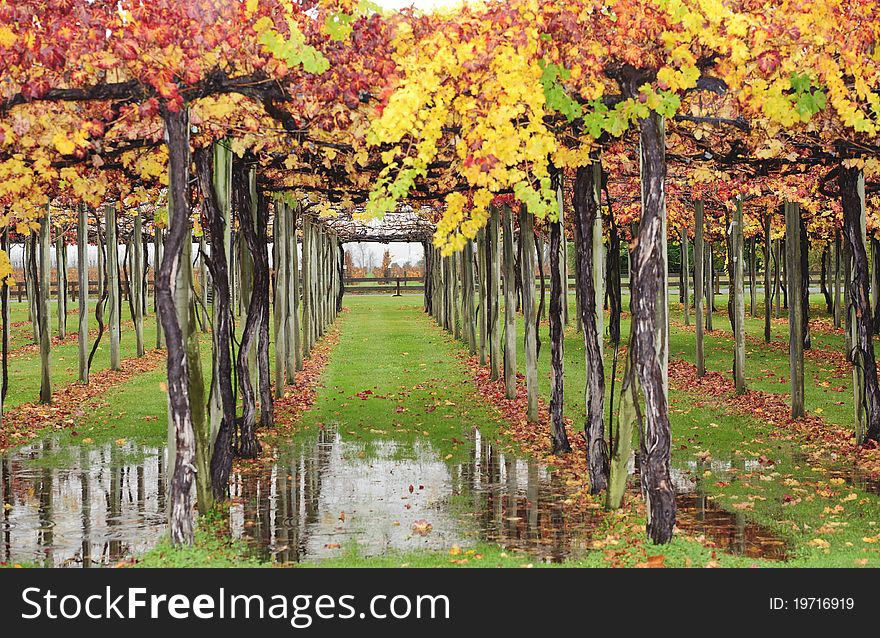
[672,461,791,560]
[1,428,598,567]
[628,455,792,560]
[13,425,858,567]
[229,428,597,564]
[1,439,166,567]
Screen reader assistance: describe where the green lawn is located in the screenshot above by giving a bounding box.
[4,301,160,409]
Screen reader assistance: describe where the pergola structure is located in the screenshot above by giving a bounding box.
[316,206,437,244]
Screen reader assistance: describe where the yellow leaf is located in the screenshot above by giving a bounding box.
[0,26,15,48]
[52,132,76,156]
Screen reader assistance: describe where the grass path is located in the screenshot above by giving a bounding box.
[278,295,505,474]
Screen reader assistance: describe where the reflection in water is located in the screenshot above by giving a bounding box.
[631,455,792,560]
[231,428,597,564]
[0,441,165,567]
[2,424,825,567]
[673,468,789,560]
[1,428,597,567]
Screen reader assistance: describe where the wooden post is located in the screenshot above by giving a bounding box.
[133,211,145,356]
[452,252,461,339]
[444,254,453,332]
[477,229,487,365]
[24,235,35,342]
[38,207,52,403]
[785,201,805,418]
[520,207,538,422]
[749,236,757,318]
[774,238,782,318]
[694,200,705,376]
[56,226,67,339]
[556,181,570,326]
[437,248,446,328]
[0,227,8,425]
[155,227,164,349]
[105,203,121,371]
[706,242,714,332]
[681,226,690,326]
[489,208,501,381]
[463,240,477,355]
[301,216,312,359]
[77,204,89,383]
[844,231,853,358]
[273,200,287,397]
[732,197,746,394]
[289,204,302,372]
[764,213,772,343]
[834,230,842,328]
[502,207,517,399]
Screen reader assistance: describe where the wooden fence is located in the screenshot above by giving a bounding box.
[7,270,824,302]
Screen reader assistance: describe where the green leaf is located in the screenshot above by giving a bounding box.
[325,13,355,41]
[789,72,812,94]
[539,58,582,122]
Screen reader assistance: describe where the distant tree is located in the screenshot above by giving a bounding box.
[344,250,355,278]
[376,249,393,281]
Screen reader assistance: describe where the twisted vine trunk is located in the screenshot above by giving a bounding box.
[607,216,621,348]
[549,215,570,455]
[573,163,608,493]
[821,243,832,315]
[732,198,746,394]
[105,203,121,371]
[77,204,89,384]
[872,238,880,335]
[800,214,811,351]
[255,188,274,428]
[785,202,805,419]
[195,146,236,500]
[634,112,675,544]
[502,207,517,400]
[233,160,264,458]
[423,241,433,315]
[520,207,539,422]
[158,107,196,545]
[38,207,52,404]
[694,200,706,375]
[840,166,880,443]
